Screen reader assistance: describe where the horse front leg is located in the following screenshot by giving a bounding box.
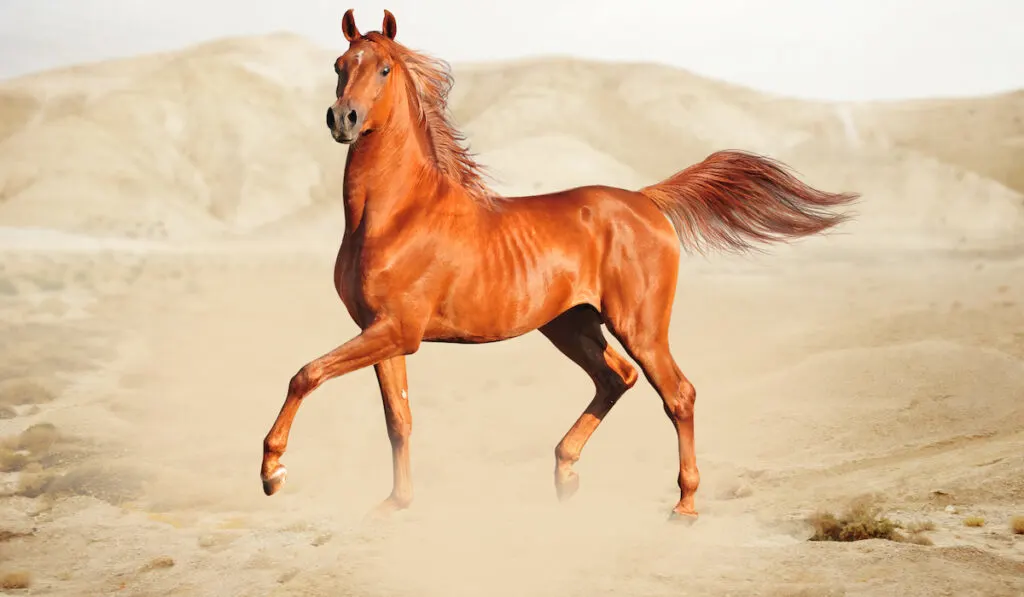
[261,319,408,496]
[367,355,414,517]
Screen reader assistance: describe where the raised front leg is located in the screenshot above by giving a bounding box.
[368,355,414,517]
[261,320,406,496]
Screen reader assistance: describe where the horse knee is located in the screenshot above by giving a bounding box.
[288,365,318,398]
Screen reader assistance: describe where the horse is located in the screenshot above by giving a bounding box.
[260,8,860,521]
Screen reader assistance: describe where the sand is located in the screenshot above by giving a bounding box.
[1,33,1023,597]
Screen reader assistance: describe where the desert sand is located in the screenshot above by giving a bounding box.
[1,32,1023,597]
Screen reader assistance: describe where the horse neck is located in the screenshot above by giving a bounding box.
[341,96,450,236]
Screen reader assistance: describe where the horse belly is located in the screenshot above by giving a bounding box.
[424,265,591,343]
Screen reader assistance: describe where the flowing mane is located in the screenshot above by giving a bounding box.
[366,32,498,207]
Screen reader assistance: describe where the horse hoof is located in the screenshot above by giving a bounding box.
[262,465,287,496]
[555,471,580,502]
[668,509,698,526]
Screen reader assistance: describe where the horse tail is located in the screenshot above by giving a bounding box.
[638,150,860,255]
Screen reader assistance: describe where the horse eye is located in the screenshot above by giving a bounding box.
[381,65,391,77]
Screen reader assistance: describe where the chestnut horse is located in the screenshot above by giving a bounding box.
[260,8,859,521]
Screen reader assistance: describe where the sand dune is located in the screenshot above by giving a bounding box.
[1,34,1022,249]
[1,32,1023,597]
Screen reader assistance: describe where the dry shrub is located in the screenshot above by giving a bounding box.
[807,497,934,545]
[0,571,31,589]
[0,423,62,473]
[0,379,55,407]
[894,519,937,545]
[17,423,60,455]
[808,498,900,542]
[904,520,936,533]
[963,516,985,527]
[901,532,934,546]
[1009,516,1024,535]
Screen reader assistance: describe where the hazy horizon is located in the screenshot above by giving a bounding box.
[1,0,1023,102]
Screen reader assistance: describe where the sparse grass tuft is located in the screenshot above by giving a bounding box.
[904,520,936,533]
[807,498,900,542]
[1010,516,1024,535]
[0,570,31,589]
[900,532,934,546]
[893,519,937,545]
[963,516,985,528]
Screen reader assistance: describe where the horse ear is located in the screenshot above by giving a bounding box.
[382,9,397,40]
[341,9,361,42]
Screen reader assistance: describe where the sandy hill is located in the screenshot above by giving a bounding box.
[0,33,1021,251]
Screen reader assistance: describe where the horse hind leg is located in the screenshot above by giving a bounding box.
[633,344,699,521]
[540,306,638,502]
[598,249,700,520]
[603,308,700,521]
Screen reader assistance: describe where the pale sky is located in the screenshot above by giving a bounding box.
[0,0,1022,101]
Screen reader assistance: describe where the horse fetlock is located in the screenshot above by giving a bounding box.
[554,442,581,466]
[388,489,413,510]
[678,467,701,494]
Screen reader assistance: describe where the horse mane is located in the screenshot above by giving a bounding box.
[367,33,499,208]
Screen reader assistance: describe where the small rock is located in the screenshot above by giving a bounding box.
[945,505,958,514]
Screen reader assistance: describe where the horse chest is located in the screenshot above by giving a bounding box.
[333,243,406,324]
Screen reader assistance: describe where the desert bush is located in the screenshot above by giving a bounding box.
[808,499,899,542]
[807,498,937,545]
[1010,516,1024,535]
[0,571,31,589]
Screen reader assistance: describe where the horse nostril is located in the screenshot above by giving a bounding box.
[325,107,335,129]
[346,110,358,126]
